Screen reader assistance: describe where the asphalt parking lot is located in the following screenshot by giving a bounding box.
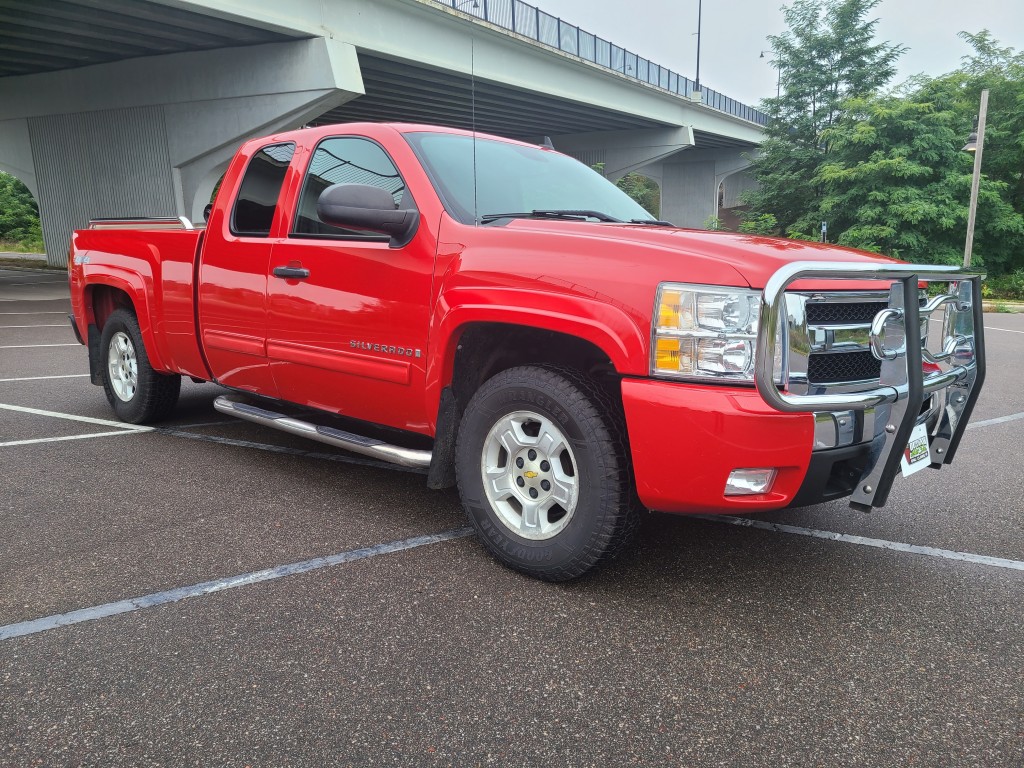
[1,265,1021,767]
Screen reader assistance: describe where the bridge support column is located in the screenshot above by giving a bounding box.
[554,129,756,228]
[657,147,754,228]
[0,37,363,266]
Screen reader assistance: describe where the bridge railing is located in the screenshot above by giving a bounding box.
[433,0,768,126]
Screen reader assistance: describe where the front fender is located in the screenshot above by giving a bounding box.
[427,286,649,408]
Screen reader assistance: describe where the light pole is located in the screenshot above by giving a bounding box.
[694,0,702,96]
[961,89,989,269]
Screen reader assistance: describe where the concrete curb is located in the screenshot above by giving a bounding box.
[982,301,1024,314]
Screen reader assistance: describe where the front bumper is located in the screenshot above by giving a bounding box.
[621,378,815,514]
[623,263,984,516]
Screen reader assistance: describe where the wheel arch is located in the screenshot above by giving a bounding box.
[426,310,642,490]
[83,275,168,372]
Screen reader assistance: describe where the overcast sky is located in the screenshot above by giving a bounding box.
[535,0,1024,107]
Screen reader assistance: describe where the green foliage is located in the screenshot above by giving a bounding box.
[0,172,43,251]
[614,172,661,217]
[983,270,1024,300]
[590,163,661,217]
[768,0,904,138]
[816,95,1024,268]
[737,212,778,235]
[746,4,1024,276]
[912,31,1024,224]
[702,215,727,231]
[744,0,905,233]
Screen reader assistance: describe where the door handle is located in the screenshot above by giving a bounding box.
[272,265,310,279]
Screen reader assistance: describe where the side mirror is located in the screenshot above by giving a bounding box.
[316,184,418,246]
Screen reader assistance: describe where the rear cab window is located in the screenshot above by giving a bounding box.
[230,143,296,237]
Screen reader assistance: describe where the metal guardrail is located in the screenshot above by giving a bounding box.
[433,0,768,126]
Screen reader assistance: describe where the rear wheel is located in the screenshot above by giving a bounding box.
[456,366,637,581]
[99,308,180,424]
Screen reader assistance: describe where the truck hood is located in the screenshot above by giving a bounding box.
[497,219,900,289]
[440,217,906,376]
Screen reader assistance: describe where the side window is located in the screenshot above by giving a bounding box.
[230,143,295,237]
[291,137,407,239]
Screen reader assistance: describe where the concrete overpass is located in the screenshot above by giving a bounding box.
[0,0,764,265]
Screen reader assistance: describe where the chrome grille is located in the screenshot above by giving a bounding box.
[784,290,939,451]
[807,351,881,384]
[805,301,888,325]
[784,292,887,396]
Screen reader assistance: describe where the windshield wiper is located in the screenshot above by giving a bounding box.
[630,218,676,227]
[479,209,622,224]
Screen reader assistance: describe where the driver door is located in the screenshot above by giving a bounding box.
[265,135,434,433]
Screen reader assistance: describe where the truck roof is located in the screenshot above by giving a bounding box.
[251,122,548,151]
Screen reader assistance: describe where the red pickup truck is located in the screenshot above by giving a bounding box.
[68,122,985,580]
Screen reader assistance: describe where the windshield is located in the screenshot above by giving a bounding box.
[403,131,654,225]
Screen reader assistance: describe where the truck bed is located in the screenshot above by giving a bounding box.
[70,223,208,380]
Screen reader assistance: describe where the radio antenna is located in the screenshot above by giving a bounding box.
[471,33,479,226]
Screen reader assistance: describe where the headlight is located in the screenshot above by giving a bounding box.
[652,283,765,382]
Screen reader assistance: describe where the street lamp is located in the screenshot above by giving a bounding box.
[961,89,989,269]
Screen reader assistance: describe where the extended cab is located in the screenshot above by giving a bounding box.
[68,123,986,580]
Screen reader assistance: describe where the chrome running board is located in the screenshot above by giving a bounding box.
[213,395,432,469]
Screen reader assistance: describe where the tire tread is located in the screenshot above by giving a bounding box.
[100,308,180,424]
[456,365,638,581]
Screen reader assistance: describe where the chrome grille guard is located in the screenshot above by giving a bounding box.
[754,261,986,512]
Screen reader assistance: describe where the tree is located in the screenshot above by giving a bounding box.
[590,164,661,217]
[815,95,1024,269]
[0,172,43,251]
[615,172,661,217]
[805,31,1024,274]
[911,32,1024,219]
[742,0,904,237]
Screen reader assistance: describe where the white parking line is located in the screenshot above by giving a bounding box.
[968,411,1024,429]
[696,515,1024,572]
[0,324,67,328]
[0,343,78,348]
[0,401,409,472]
[0,403,151,431]
[985,326,1024,334]
[0,374,89,382]
[932,319,1023,333]
[0,431,141,448]
[0,528,474,641]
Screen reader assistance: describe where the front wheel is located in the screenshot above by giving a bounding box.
[455,366,637,581]
[99,308,180,424]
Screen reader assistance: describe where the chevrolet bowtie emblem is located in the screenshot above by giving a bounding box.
[524,470,538,479]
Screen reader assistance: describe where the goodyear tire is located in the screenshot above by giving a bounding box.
[455,366,637,581]
[99,308,181,424]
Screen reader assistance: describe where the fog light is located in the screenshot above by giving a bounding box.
[725,468,777,496]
